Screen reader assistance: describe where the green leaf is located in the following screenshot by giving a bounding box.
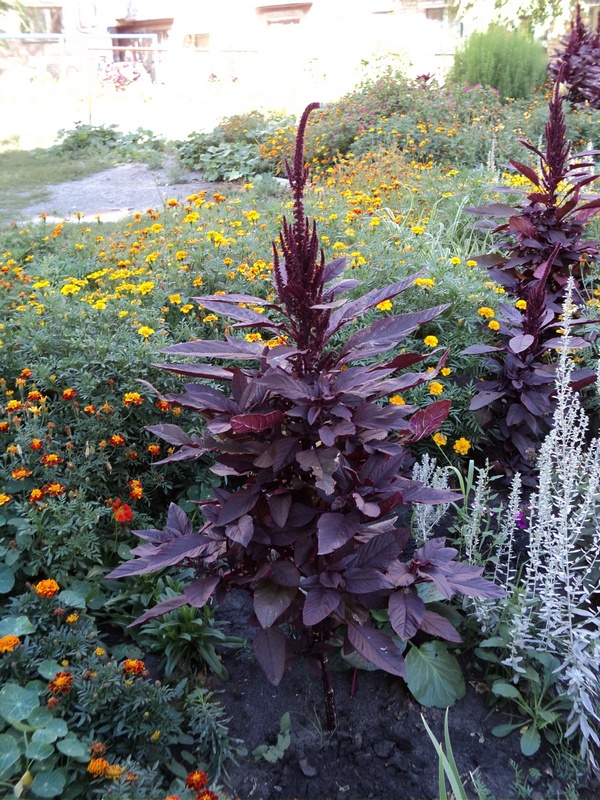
[491,722,523,737]
[57,590,86,610]
[0,615,35,637]
[520,726,541,756]
[405,642,465,708]
[56,735,88,759]
[491,681,523,700]
[0,563,15,593]
[38,660,62,680]
[30,769,67,798]
[478,636,505,647]
[26,739,55,761]
[0,733,21,779]
[28,707,53,728]
[0,684,40,723]
[44,719,68,739]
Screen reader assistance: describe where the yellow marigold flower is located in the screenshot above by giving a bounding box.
[94,647,106,657]
[410,225,425,235]
[0,634,20,653]
[166,198,179,207]
[12,467,32,480]
[414,277,435,288]
[477,307,495,319]
[169,294,181,304]
[0,492,12,506]
[203,314,218,323]
[441,367,451,376]
[122,658,145,675]
[137,326,155,338]
[48,671,74,694]
[515,299,527,310]
[376,299,392,312]
[466,259,478,267]
[429,382,444,395]
[87,758,110,777]
[488,320,500,331]
[432,432,447,446]
[35,579,60,598]
[180,304,194,313]
[245,333,263,342]
[449,257,461,265]
[423,335,438,347]
[147,444,161,456]
[151,729,161,741]
[453,437,471,455]
[65,613,79,624]
[105,764,125,780]
[123,392,143,406]
[389,395,405,405]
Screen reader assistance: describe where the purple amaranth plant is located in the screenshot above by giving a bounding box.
[549,3,600,110]
[466,77,600,300]
[108,103,504,729]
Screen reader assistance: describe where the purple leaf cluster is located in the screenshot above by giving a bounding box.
[108,104,504,721]
[549,3,600,110]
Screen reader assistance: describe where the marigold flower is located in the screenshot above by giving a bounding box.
[186,771,208,791]
[35,578,60,598]
[62,388,77,400]
[128,479,144,500]
[164,796,182,800]
[0,421,10,432]
[515,299,527,310]
[414,277,435,288]
[433,432,447,446]
[40,453,62,467]
[21,368,33,379]
[87,758,110,777]
[429,382,444,395]
[105,764,125,780]
[94,647,106,658]
[29,438,43,450]
[449,256,461,265]
[0,634,20,653]
[48,671,74,694]
[65,613,79,624]
[245,332,263,342]
[12,467,32,480]
[44,482,66,497]
[156,400,171,412]
[466,259,478,267]
[151,729,161,741]
[123,392,143,406]
[410,225,425,234]
[423,335,438,347]
[0,493,12,506]
[196,791,218,800]
[488,320,500,331]
[84,404,96,414]
[147,444,161,456]
[112,499,134,523]
[169,293,181,304]
[90,741,107,757]
[376,299,392,311]
[389,395,405,405]
[6,399,23,412]
[453,437,471,455]
[477,307,495,319]
[137,326,155,338]
[109,434,126,446]
[122,658,145,675]
[27,390,44,402]
[29,487,44,503]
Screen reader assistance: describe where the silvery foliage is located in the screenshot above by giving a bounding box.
[464,279,600,774]
[410,453,451,543]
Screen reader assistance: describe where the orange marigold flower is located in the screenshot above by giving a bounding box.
[156,400,171,412]
[87,758,110,777]
[122,658,145,675]
[44,482,66,497]
[112,499,134,523]
[125,772,139,782]
[123,392,143,406]
[29,438,43,450]
[35,578,60,598]
[185,771,208,791]
[12,467,32,480]
[100,402,113,414]
[105,764,125,780]
[84,404,96,414]
[29,488,45,503]
[196,792,218,800]
[0,634,20,653]
[62,388,77,401]
[0,421,10,433]
[40,453,62,467]
[0,493,12,506]
[109,434,126,446]
[48,671,74,694]
[90,741,106,757]
[27,390,44,402]
[128,479,143,500]
[164,796,182,800]
[21,368,33,379]
[147,444,161,456]
[6,399,23,412]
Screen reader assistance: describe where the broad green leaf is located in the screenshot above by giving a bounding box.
[28,707,53,728]
[491,722,522,737]
[491,681,523,700]
[32,729,59,745]
[0,616,35,637]
[57,590,86,610]
[478,636,506,648]
[0,684,40,723]
[56,735,88,759]
[405,642,465,708]
[26,740,54,761]
[30,769,66,798]
[520,726,541,756]
[0,733,21,779]
[38,660,62,680]
[0,563,15,593]
[44,719,68,739]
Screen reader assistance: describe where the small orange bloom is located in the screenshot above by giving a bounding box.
[11,467,32,480]
[27,390,44,402]
[122,658,145,675]
[21,368,33,379]
[147,444,161,456]
[0,634,20,653]
[123,392,143,406]
[29,438,43,450]
[83,404,96,414]
[40,453,62,467]
[29,488,45,503]
[112,499,134,523]
[35,578,60,598]
[156,400,171,412]
[185,771,208,791]
[62,388,77,401]
[44,482,66,497]
[128,479,143,500]
[48,671,73,693]
[87,758,110,777]
[109,434,126,446]
[0,421,10,433]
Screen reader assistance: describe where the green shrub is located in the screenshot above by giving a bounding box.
[449,24,548,102]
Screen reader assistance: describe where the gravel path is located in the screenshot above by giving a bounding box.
[16,163,216,224]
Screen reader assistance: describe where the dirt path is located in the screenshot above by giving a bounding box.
[13,163,218,225]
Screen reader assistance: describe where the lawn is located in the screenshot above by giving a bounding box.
[0,65,599,800]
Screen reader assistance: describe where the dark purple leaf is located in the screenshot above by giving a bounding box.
[542,336,590,350]
[388,590,426,640]
[347,529,407,570]
[254,581,297,627]
[145,424,202,447]
[323,256,347,283]
[230,411,285,434]
[464,203,514,217]
[165,503,193,539]
[254,626,286,686]
[131,593,189,626]
[153,445,207,464]
[225,515,254,546]
[407,400,451,441]
[509,160,540,187]
[166,384,235,413]
[194,299,284,329]
[445,563,506,599]
[508,216,538,238]
[508,335,535,354]
[470,390,506,411]
[461,344,501,355]
[184,576,220,608]
[303,588,342,625]
[216,485,260,526]
[269,561,301,587]
[157,363,234,380]
[269,493,292,528]
[343,567,392,594]
[162,338,264,360]
[346,622,406,677]
[254,437,299,471]
[419,610,463,643]
[296,447,340,495]
[317,511,361,555]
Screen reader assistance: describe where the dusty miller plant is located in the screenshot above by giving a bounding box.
[108,103,504,729]
[462,281,600,774]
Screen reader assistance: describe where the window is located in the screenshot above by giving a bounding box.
[22,6,63,34]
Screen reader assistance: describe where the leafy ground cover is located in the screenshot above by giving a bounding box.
[0,66,599,800]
